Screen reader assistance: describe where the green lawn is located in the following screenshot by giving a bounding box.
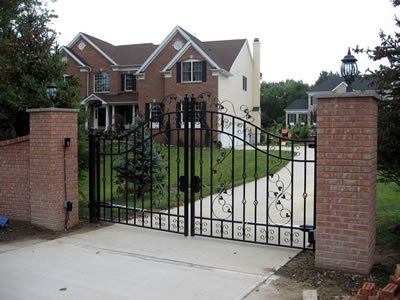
[376,181,400,247]
[78,145,292,217]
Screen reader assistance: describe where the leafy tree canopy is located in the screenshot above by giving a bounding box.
[0,0,81,140]
[355,0,400,186]
[260,79,310,129]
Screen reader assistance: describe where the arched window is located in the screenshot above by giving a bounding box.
[94,72,110,93]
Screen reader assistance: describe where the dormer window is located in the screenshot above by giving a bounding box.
[94,72,110,93]
[176,60,207,83]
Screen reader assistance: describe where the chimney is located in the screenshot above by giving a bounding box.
[252,38,261,125]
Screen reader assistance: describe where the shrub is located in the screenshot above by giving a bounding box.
[113,116,166,196]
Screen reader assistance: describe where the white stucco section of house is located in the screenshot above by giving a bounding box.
[218,42,254,147]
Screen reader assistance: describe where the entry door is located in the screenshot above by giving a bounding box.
[94,107,106,129]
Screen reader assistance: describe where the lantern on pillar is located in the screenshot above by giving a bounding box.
[340,48,358,92]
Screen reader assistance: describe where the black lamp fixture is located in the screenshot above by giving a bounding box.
[46,81,57,108]
[340,48,358,92]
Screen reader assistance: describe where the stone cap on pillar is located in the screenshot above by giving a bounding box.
[26,108,80,113]
[314,90,381,100]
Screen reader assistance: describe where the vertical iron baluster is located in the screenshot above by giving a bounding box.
[183,95,189,236]
[242,122,246,240]
[125,136,129,224]
[133,125,137,225]
[177,112,181,233]
[231,116,235,240]
[254,127,258,242]
[150,119,153,229]
[290,140,294,247]
[96,138,100,221]
[220,113,224,239]
[168,113,171,231]
[266,133,270,244]
[303,141,307,248]
[103,138,106,219]
[313,135,317,251]
[190,96,196,236]
[141,124,145,227]
[199,111,203,235]
[210,111,214,236]
[110,138,113,221]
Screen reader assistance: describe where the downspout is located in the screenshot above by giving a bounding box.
[86,66,91,97]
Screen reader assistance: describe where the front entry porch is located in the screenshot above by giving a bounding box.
[81,93,139,131]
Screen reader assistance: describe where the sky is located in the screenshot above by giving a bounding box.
[46,0,398,85]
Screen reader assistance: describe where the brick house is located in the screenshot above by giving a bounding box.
[62,26,261,146]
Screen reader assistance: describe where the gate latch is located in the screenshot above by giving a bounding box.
[179,176,187,192]
[179,176,202,193]
[192,176,202,193]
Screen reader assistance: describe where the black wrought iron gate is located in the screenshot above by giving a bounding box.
[89,94,316,250]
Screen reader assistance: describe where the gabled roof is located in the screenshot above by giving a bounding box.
[179,27,246,71]
[285,99,308,111]
[138,26,247,74]
[309,76,375,93]
[67,32,157,66]
[61,46,89,67]
[67,26,247,72]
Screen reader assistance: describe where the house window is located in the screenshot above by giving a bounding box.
[288,114,296,125]
[182,60,203,82]
[63,74,72,82]
[299,113,308,125]
[121,74,136,91]
[178,101,203,128]
[150,103,162,128]
[94,72,110,93]
[243,76,247,91]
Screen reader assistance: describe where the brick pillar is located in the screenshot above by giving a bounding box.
[27,108,80,231]
[315,91,378,274]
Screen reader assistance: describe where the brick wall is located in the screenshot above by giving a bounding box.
[315,92,378,274]
[0,136,30,221]
[0,108,79,231]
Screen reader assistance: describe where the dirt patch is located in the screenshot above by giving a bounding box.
[272,246,400,298]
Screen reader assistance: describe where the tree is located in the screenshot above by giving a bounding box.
[314,71,340,87]
[113,116,167,197]
[355,0,400,186]
[260,79,310,129]
[0,0,81,140]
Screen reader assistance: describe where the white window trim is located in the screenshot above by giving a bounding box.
[63,74,72,82]
[124,74,134,91]
[94,72,110,93]
[288,114,296,126]
[179,102,201,128]
[182,59,202,83]
[150,103,161,129]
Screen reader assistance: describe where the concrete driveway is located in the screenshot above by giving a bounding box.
[0,224,299,300]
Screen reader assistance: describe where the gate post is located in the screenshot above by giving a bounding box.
[27,108,80,231]
[88,129,97,223]
[315,91,379,274]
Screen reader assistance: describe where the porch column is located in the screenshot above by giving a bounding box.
[105,105,109,131]
[85,106,88,129]
[112,105,115,130]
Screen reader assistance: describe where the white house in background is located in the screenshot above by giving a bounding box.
[284,76,375,128]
